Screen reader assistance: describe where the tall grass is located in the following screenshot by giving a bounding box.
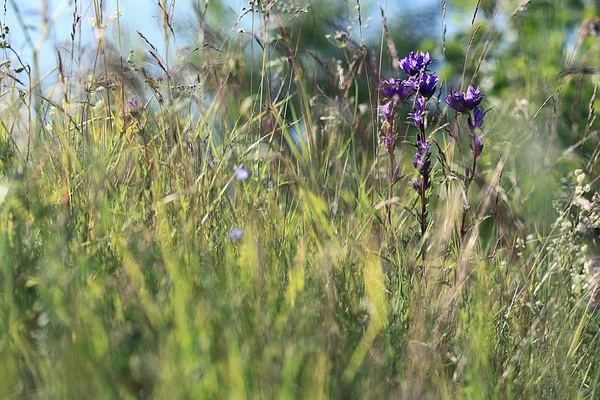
[0,0,599,398]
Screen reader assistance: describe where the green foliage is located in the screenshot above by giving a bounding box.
[0,0,599,398]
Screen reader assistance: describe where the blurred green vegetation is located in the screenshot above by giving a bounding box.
[0,0,599,398]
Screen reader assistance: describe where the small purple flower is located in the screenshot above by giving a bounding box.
[470,134,484,157]
[399,51,435,76]
[392,166,400,183]
[128,97,139,109]
[379,78,411,101]
[404,73,439,98]
[412,178,421,191]
[228,227,244,242]
[234,166,250,181]
[408,96,426,131]
[468,107,487,130]
[445,85,484,113]
[380,133,397,153]
[409,109,425,131]
[412,139,432,175]
[378,102,394,121]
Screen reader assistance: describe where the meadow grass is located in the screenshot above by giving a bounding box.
[0,0,599,398]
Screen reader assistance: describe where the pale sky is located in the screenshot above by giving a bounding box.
[4,0,440,81]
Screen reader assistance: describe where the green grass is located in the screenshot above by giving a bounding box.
[0,0,599,398]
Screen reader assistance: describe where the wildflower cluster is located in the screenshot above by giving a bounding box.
[445,84,489,238]
[378,50,494,244]
[378,52,440,158]
[445,85,487,173]
[378,51,440,235]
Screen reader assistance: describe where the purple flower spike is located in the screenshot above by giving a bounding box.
[468,107,487,130]
[379,78,411,101]
[470,134,484,157]
[228,227,244,242]
[404,73,439,98]
[234,166,250,181]
[409,96,426,131]
[445,85,484,113]
[399,51,435,76]
[379,102,394,121]
[412,140,432,175]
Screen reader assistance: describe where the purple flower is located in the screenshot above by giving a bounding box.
[379,78,412,101]
[404,73,439,98]
[392,166,400,183]
[409,109,425,131]
[128,97,139,109]
[412,178,421,191]
[445,91,468,113]
[408,96,426,131]
[380,133,397,153]
[228,227,244,242]
[470,134,484,157]
[412,139,432,175]
[234,166,250,181]
[468,107,487,130]
[445,85,484,113]
[464,85,484,109]
[378,102,394,121]
[399,51,435,76]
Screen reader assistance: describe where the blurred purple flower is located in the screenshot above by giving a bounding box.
[468,107,487,130]
[379,78,412,101]
[380,133,397,153]
[378,102,394,121]
[128,97,139,109]
[228,227,244,242]
[234,166,250,181]
[392,165,401,183]
[404,73,439,98]
[412,178,421,192]
[445,85,484,113]
[399,51,435,76]
[470,134,484,157]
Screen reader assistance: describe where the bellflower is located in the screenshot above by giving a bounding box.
[379,102,394,122]
[470,134,484,157]
[412,178,421,192]
[412,137,432,176]
[379,78,412,101]
[380,133,397,153]
[468,107,487,130]
[412,138,432,191]
[392,166,400,183]
[408,96,426,132]
[404,73,439,98]
[445,85,484,113]
[399,51,435,76]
